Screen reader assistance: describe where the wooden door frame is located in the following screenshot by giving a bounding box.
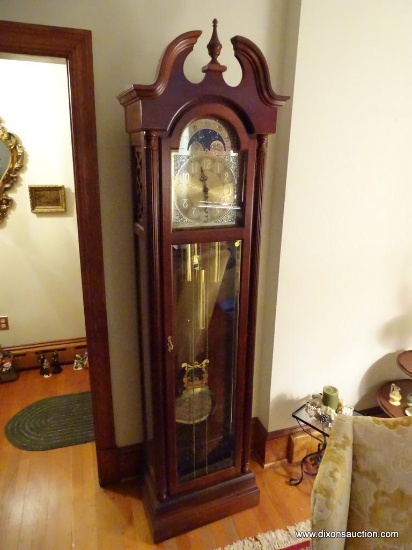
[0,20,118,485]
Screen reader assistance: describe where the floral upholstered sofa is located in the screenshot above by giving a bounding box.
[311,414,412,549]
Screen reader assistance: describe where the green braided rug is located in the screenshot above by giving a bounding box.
[5,391,95,451]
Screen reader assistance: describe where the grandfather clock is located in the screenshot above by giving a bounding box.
[118,20,288,542]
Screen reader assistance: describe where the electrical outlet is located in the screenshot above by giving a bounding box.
[0,316,9,330]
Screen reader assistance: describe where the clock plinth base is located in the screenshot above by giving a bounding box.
[142,472,260,543]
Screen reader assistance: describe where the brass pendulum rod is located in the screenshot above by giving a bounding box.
[198,269,206,329]
[186,244,192,281]
[213,241,221,282]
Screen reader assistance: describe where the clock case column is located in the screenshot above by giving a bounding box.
[118,22,288,542]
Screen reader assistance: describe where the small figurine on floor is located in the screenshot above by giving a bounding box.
[42,358,52,378]
[82,351,89,369]
[1,352,13,373]
[0,349,19,383]
[73,354,84,371]
[38,353,47,375]
[51,351,62,374]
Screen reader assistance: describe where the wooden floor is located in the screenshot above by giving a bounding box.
[0,367,313,550]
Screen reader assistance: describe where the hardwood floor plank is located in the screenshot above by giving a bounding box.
[129,486,158,549]
[44,447,73,550]
[17,452,49,550]
[208,517,239,549]
[185,528,212,550]
[71,444,100,550]
[2,451,29,550]
[159,538,179,550]
[231,507,261,540]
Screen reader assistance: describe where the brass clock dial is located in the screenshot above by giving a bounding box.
[172,118,243,228]
[173,155,236,225]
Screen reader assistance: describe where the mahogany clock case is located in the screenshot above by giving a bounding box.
[118,21,288,541]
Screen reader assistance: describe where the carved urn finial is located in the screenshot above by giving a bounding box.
[208,19,221,64]
[202,19,227,73]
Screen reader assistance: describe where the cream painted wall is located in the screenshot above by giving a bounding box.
[266,0,412,431]
[0,56,85,347]
[0,0,288,446]
[253,0,301,429]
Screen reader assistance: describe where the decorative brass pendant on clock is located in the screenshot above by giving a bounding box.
[175,359,214,424]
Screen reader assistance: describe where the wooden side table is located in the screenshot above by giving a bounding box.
[377,379,412,418]
[397,350,412,377]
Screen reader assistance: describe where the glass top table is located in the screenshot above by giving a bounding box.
[292,403,334,438]
[292,402,362,434]
[290,401,361,485]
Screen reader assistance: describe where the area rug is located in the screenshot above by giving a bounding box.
[214,520,311,550]
[5,391,95,451]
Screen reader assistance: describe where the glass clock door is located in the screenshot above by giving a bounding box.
[172,240,241,482]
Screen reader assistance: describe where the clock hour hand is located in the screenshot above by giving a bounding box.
[200,167,209,200]
[199,167,209,221]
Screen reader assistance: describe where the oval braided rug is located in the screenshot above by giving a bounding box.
[5,391,95,451]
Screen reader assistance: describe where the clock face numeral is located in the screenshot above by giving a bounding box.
[202,158,212,170]
[172,117,243,228]
[190,160,200,174]
[223,183,232,196]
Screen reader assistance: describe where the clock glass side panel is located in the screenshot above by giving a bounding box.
[172,240,241,483]
[172,118,244,229]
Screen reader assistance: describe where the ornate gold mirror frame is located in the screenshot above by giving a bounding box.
[0,123,24,223]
